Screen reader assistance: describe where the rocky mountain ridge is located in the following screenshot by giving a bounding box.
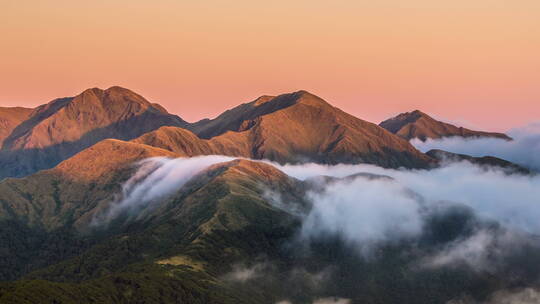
[380,110,511,141]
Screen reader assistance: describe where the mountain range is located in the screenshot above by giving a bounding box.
[2,87,515,181]
[0,87,186,179]
[0,87,532,304]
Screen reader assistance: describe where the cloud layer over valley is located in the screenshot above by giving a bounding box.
[102,152,540,272]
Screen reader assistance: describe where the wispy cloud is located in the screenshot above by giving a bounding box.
[221,262,272,283]
[93,155,233,224]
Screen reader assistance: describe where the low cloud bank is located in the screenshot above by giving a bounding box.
[103,154,540,263]
[299,175,423,255]
[95,155,233,223]
[411,122,540,171]
[272,161,540,267]
[274,161,540,237]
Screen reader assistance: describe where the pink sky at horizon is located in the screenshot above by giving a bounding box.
[1,0,539,132]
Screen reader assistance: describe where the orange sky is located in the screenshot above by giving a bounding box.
[1,0,539,131]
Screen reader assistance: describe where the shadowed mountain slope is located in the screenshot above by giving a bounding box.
[380,110,511,141]
[0,87,186,179]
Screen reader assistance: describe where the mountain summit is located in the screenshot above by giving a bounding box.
[2,86,186,151]
[190,90,331,138]
[0,86,186,178]
[379,110,511,141]
[181,91,432,168]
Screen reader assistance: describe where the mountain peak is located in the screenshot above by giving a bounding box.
[380,110,511,141]
[252,95,275,106]
[79,87,103,95]
[79,86,134,94]
[106,85,130,92]
[294,90,331,107]
[74,86,151,109]
[0,87,187,178]
[186,91,431,168]
[248,90,328,108]
[382,110,429,130]
[410,109,428,117]
[191,90,331,139]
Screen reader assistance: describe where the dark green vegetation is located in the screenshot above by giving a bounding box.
[1,154,540,303]
[0,154,305,303]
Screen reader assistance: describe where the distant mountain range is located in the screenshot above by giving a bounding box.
[0,87,532,303]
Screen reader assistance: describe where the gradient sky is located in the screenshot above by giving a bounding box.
[2,0,539,131]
